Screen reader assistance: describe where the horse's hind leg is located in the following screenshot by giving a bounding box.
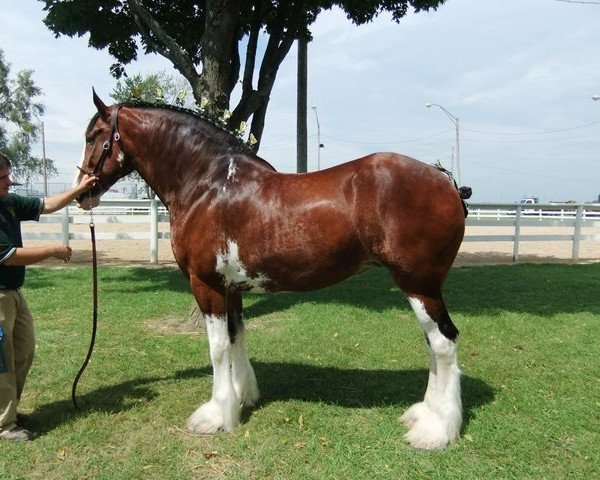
[401,293,462,450]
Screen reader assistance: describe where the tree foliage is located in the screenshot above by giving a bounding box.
[0,49,56,181]
[40,0,447,150]
[110,71,195,198]
[110,71,193,107]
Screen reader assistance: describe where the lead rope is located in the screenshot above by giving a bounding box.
[71,207,98,410]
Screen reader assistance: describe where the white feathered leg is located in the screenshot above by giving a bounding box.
[231,324,260,407]
[401,297,462,450]
[400,339,438,429]
[187,314,241,435]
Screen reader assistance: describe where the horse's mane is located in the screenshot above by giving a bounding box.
[88,101,273,167]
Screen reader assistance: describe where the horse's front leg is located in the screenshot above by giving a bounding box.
[228,291,260,408]
[186,278,242,435]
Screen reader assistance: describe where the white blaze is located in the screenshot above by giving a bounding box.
[73,143,87,188]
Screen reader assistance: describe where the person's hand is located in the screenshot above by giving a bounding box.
[53,245,73,263]
[77,173,98,193]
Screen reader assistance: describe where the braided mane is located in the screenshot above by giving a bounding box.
[87,100,257,157]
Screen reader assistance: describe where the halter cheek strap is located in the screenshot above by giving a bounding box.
[91,106,123,176]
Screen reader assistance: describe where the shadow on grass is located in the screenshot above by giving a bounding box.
[26,262,600,316]
[29,362,493,436]
[25,265,191,295]
[246,262,600,317]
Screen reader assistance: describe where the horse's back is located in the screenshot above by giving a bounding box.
[338,152,465,230]
[263,151,465,279]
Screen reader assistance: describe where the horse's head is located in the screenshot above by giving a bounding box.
[75,90,134,210]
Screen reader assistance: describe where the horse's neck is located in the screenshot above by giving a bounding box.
[131,150,199,209]
[128,135,254,211]
[125,110,273,210]
[125,115,203,205]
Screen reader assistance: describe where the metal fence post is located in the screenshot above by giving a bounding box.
[150,197,158,264]
[572,204,584,261]
[512,204,522,262]
[61,205,70,246]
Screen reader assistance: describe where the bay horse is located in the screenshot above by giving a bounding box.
[74,92,468,450]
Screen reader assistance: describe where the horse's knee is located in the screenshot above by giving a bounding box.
[205,315,231,361]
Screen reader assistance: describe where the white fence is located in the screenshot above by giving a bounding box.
[465,202,600,261]
[24,199,170,264]
[22,200,600,264]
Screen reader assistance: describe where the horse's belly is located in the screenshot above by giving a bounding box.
[214,238,365,293]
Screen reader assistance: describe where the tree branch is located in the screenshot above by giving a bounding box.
[242,0,262,96]
[127,0,202,96]
[230,1,301,139]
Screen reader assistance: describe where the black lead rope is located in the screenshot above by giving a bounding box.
[71,107,121,409]
[71,218,98,410]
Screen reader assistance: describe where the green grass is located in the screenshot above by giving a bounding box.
[1,263,598,479]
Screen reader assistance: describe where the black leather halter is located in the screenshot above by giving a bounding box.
[79,106,123,178]
[93,106,122,175]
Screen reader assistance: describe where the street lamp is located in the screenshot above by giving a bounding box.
[426,103,461,185]
[39,120,48,197]
[310,106,324,170]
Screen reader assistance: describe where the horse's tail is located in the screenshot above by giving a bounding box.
[433,162,472,217]
[459,186,472,200]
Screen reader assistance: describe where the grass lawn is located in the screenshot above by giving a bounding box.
[1,263,598,479]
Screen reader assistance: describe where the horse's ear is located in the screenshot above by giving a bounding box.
[92,88,109,120]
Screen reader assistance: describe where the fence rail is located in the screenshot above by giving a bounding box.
[22,200,600,263]
[465,202,600,261]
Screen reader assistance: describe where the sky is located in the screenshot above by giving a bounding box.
[1,0,599,203]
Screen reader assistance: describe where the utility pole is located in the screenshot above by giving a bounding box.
[296,37,308,173]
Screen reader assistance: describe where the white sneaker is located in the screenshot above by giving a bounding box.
[0,426,35,441]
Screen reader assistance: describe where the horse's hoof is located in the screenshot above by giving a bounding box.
[186,400,239,435]
[399,401,430,428]
[404,422,452,450]
[401,402,458,450]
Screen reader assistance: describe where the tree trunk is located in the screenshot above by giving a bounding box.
[200,0,243,115]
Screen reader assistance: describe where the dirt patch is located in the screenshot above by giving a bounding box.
[145,316,202,335]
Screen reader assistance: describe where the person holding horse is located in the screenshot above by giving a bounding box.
[0,152,97,441]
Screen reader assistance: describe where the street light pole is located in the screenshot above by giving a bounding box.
[40,120,48,197]
[311,105,323,170]
[426,103,461,185]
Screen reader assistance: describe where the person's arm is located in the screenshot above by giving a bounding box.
[3,244,72,266]
[42,174,98,214]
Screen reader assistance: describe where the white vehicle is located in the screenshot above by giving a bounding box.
[520,196,539,205]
